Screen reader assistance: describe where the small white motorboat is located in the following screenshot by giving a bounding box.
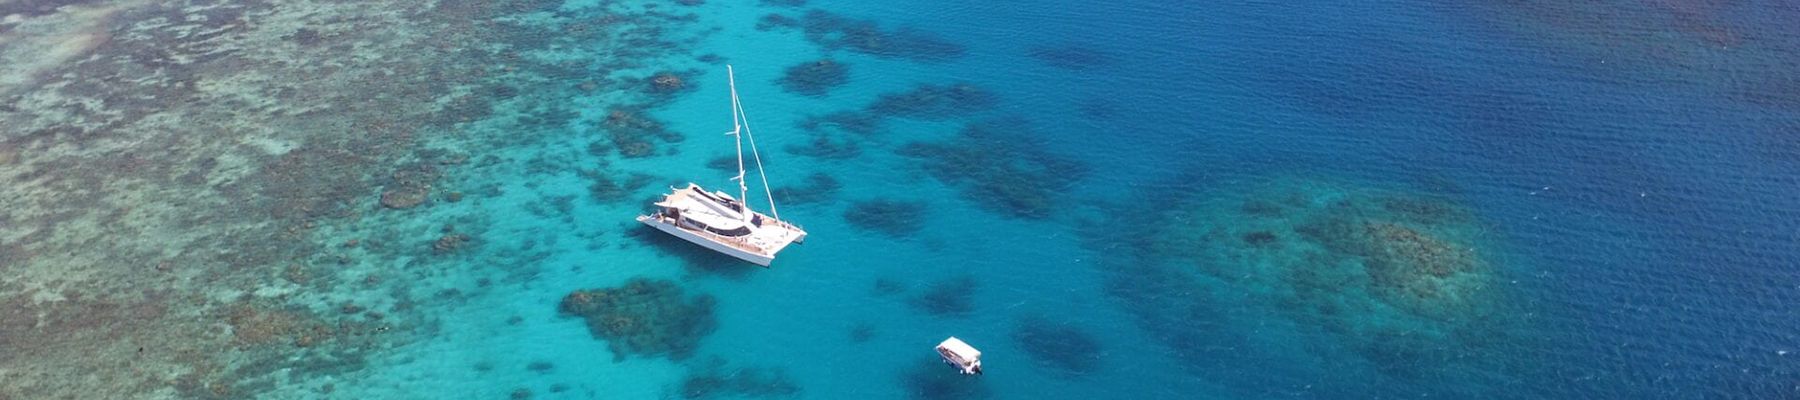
[936,337,983,375]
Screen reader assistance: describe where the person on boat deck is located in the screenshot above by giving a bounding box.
[972,365,983,375]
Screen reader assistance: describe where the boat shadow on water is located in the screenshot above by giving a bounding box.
[902,359,990,400]
[628,226,759,280]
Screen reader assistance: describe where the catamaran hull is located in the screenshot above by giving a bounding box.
[638,217,774,266]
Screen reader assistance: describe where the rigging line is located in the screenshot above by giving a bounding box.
[735,86,780,221]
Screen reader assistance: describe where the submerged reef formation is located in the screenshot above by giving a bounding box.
[647,70,700,97]
[783,132,863,160]
[872,277,907,296]
[776,59,851,97]
[897,118,1088,219]
[599,106,686,158]
[0,0,711,396]
[910,275,978,318]
[559,278,719,361]
[843,199,928,237]
[900,359,988,400]
[759,0,807,7]
[675,356,802,399]
[866,83,997,120]
[770,172,842,205]
[705,155,739,172]
[1011,315,1103,376]
[799,111,885,136]
[1091,177,1532,397]
[585,168,657,205]
[847,322,878,343]
[760,10,966,62]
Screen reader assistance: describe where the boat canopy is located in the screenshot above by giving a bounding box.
[938,337,981,362]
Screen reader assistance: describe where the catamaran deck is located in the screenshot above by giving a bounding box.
[638,184,806,263]
[634,65,806,266]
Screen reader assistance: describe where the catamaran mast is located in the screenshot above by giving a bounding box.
[726,66,751,221]
[724,65,783,221]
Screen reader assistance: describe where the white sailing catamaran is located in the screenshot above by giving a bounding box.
[636,66,807,266]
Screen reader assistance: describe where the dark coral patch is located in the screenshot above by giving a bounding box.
[705,155,738,172]
[677,357,802,399]
[896,118,1087,219]
[783,133,861,159]
[871,277,906,296]
[843,199,927,237]
[798,111,884,136]
[770,10,966,62]
[910,276,977,317]
[848,322,877,343]
[1012,315,1103,375]
[588,171,655,204]
[770,173,841,205]
[646,70,700,97]
[1242,230,1279,246]
[378,184,430,209]
[776,59,850,97]
[755,14,801,31]
[1094,178,1518,391]
[559,278,718,361]
[599,106,684,158]
[900,359,988,400]
[866,83,996,120]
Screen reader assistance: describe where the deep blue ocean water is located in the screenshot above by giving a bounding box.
[329,0,1800,398]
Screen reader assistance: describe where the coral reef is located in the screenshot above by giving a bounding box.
[798,111,884,136]
[866,83,996,120]
[770,172,841,205]
[1091,178,1528,395]
[755,14,802,31]
[559,278,719,361]
[527,361,554,373]
[1011,315,1103,375]
[675,356,802,399]
[0,0,710,396]
[646,70,701,97]
[705,155,739,172]
[843,199,927,237]
[379,185,431,209]
[783,132,862,159]
[432,232,472,254]
[587,170,657,204]
[897,118,1087,219]
[378,162,446,210]
[910,276,977,317]
[599,106,685,158]
[765,10,965,62]
[871,277,906,296]
[776,59,851,97]
[759,0,807,7]
[848,322,877,343]
[900,359,988,400]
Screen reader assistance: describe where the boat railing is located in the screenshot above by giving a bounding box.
[652,213,767,254]
[763,217,804,233]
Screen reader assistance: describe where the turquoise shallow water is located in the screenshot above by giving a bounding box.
[107,0,1795,398]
